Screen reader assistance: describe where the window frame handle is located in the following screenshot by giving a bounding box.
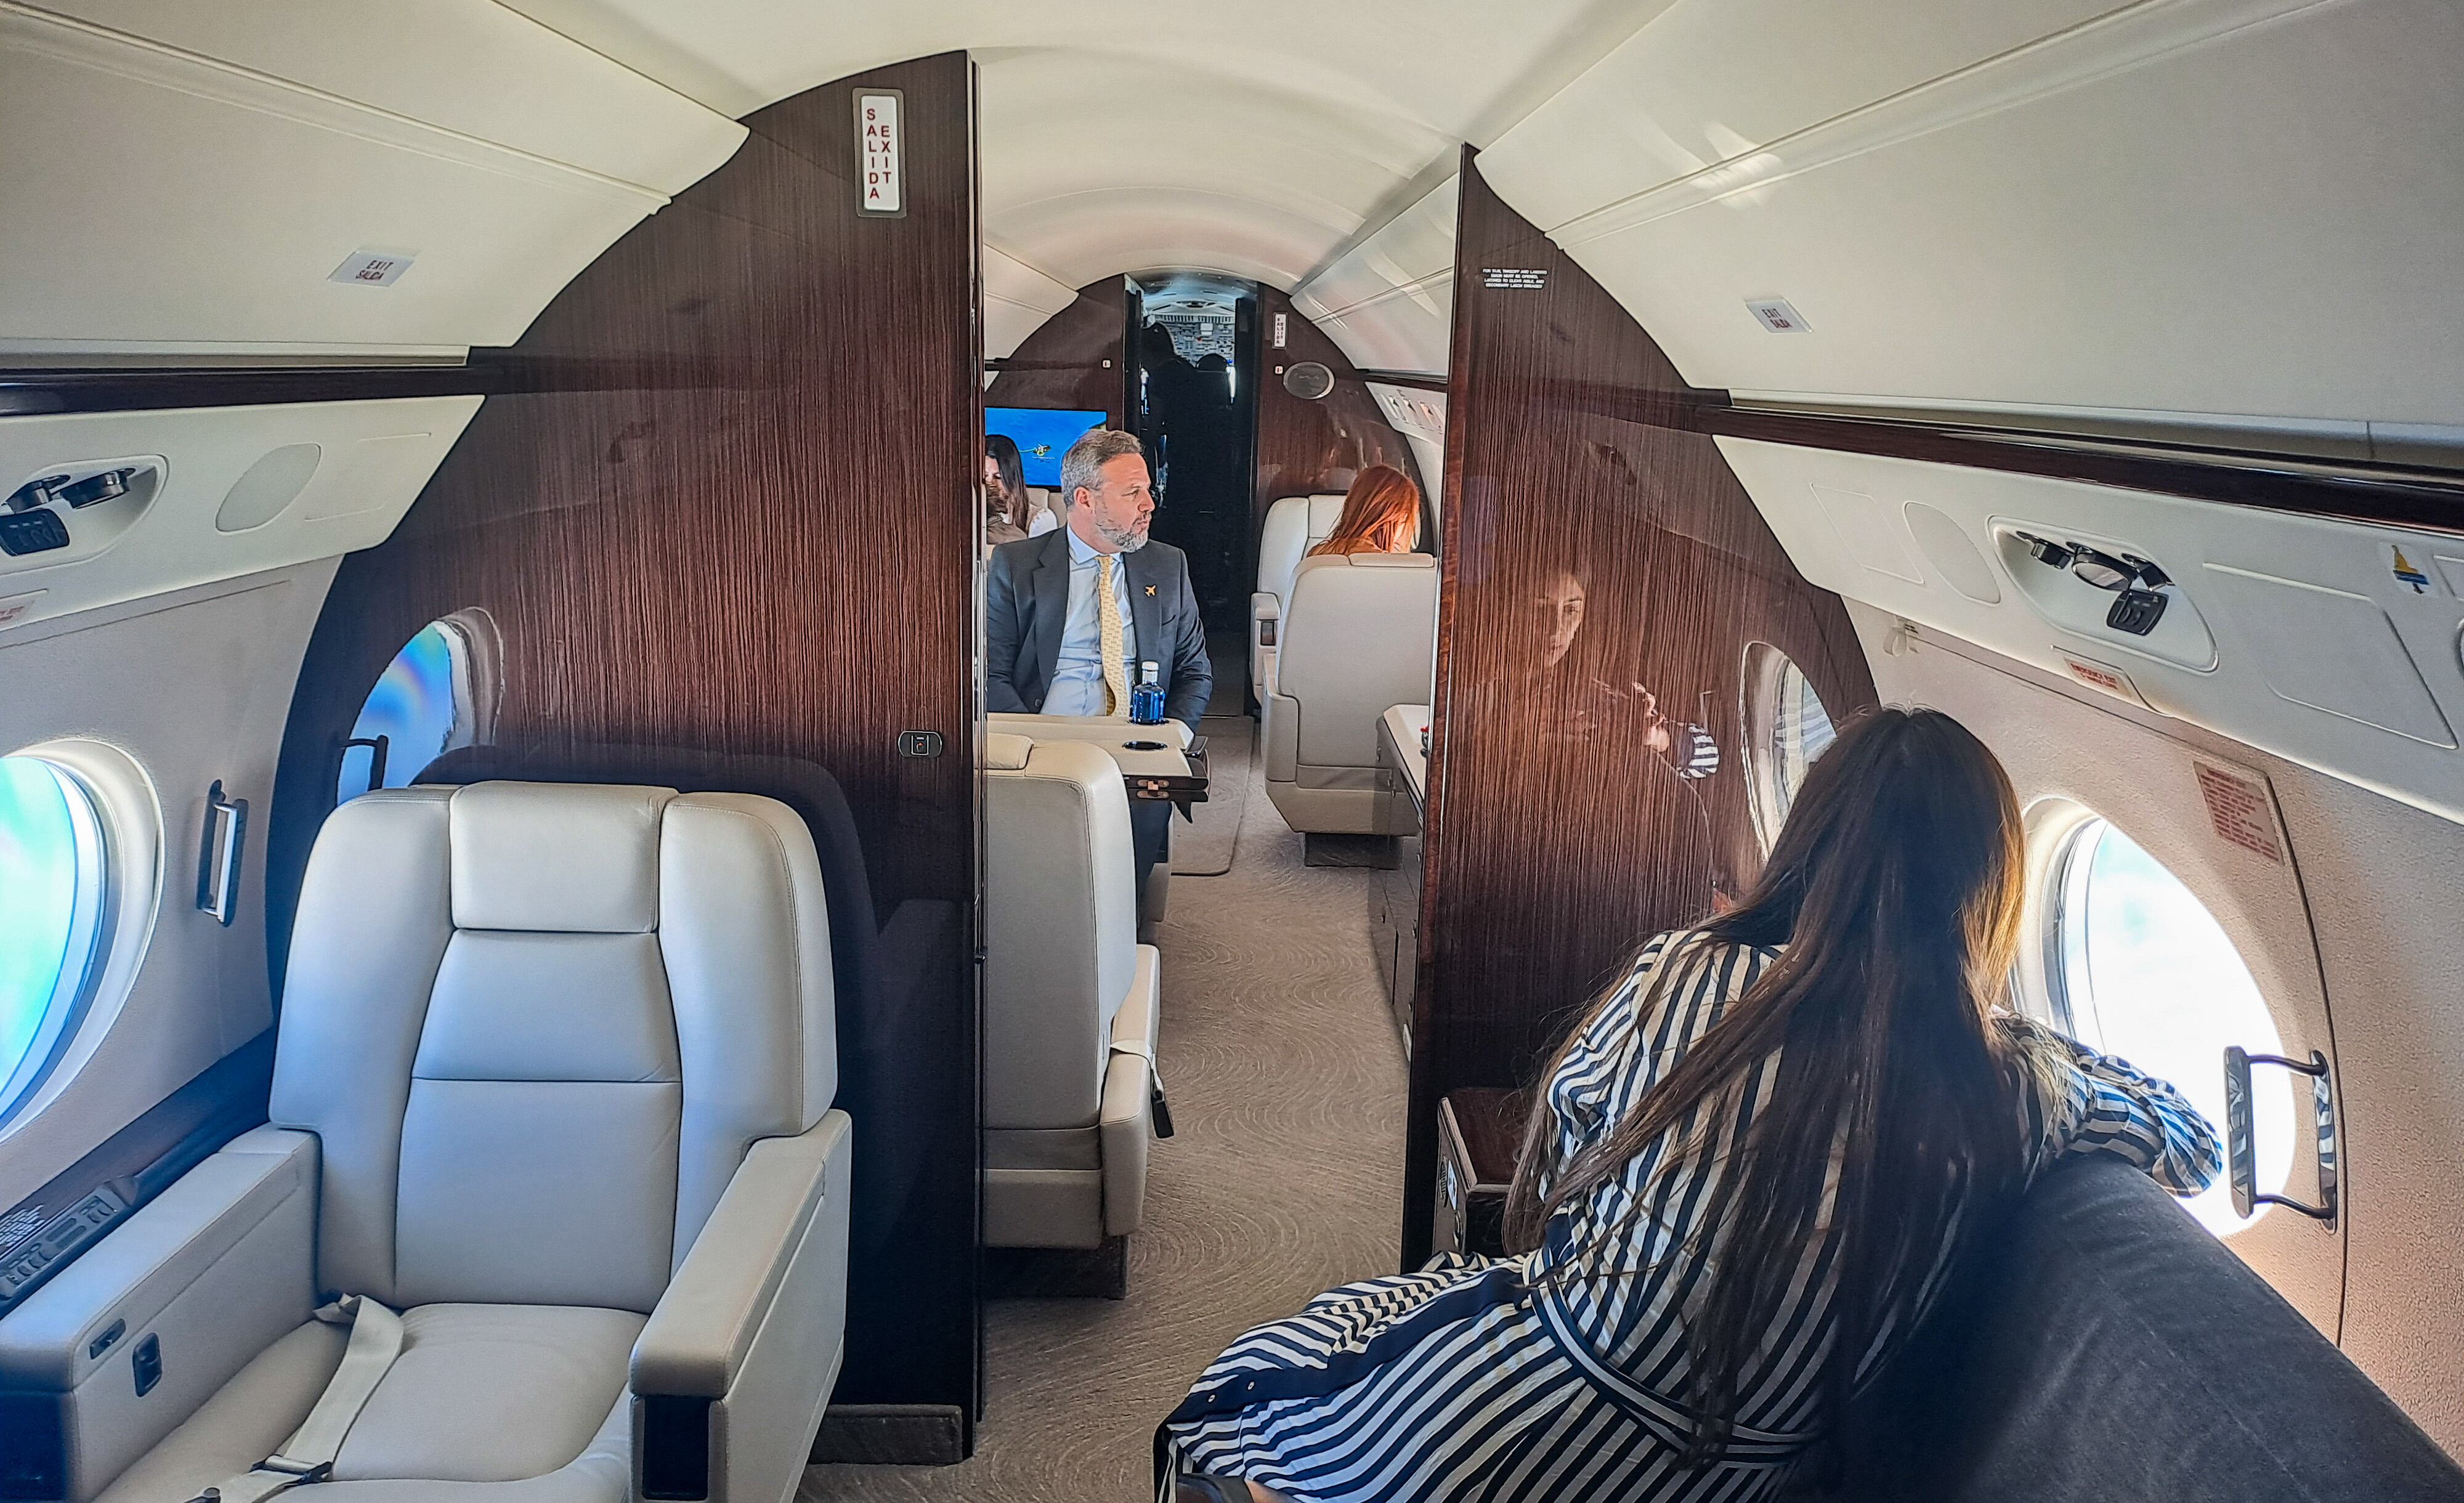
[195,780,248,926]
[337,734,390,801]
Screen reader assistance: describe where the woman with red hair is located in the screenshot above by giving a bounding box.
[1307,464,1422,558]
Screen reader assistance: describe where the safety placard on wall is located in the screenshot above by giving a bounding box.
[2194,760,2286,865]
[2056,651,2151,710]
[856,89,904,217]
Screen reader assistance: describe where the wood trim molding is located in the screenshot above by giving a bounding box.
[1543,380,2464,538]
[0,355,734,417]
[1354,368,1450,394]
[1685,397,2464,537]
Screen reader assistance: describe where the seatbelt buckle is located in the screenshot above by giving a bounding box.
[259,1459,334,1481]
[182,1460,331,1503]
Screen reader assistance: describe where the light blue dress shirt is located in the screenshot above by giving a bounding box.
[1044,527,1140,716]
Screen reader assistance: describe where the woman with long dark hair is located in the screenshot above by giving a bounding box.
[983,432,1032,546]
[1162,708,2219,1502]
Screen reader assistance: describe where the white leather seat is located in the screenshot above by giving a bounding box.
[1249,493,1347,692]
[1263,554,1440,835]
[1023,485,1063,536]
[0,782,853,1503]
[981,734,1161,1260]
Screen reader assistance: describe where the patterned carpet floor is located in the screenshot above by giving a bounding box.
[804,723,1413,1502]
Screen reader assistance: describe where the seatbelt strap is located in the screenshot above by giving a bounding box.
[190,1295,403,1503]
[1109,1040,1174,1139]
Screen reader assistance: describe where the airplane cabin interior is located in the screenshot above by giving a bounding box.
[1,4,2461,1502]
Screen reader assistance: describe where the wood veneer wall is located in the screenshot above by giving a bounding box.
[268,54,983,1425]
[984,280,1424,538]
[1253,285,1429,532]
[1404,153,1878,1258]
[984,276,1129,426]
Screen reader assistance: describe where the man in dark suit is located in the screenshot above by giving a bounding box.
[986,428,1214,882]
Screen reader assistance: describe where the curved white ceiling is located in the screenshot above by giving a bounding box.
[497,0,1663,292]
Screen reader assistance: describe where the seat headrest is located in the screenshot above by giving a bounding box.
[1296,551,1438,581]
[449,780,675,932]
[985,732,1035,771]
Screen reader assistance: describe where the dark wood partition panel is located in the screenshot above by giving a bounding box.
[984,276,1129,425]
[267,53,984,1442]
[1404,153,1879,1260]
[1253,285,1429,530]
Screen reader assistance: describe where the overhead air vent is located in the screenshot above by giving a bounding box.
[1902,501,2000,604]
[214,445,322,533]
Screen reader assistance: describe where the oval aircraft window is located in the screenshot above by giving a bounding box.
[0,753,110,1122]
[1743,643,1838,848]
[338,612,500,802]
[2050,817,2291,1235]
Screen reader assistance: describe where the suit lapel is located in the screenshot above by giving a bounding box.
[1030,529,1071,695]
[1124,546,1164,675]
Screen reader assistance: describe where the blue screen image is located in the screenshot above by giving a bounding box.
[986,408,1106,488]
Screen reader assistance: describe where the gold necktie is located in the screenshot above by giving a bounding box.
[1096,553,1131,717]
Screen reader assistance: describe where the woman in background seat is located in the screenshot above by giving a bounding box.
[984,432,1031,548]
[1306,464,1422,558]
[1161,708,2219,1503]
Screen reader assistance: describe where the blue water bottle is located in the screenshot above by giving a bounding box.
[1130,660,1167,725]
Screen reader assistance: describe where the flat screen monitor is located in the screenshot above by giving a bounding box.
[986,407,1106,489]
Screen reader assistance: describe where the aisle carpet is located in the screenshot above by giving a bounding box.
[1170,715,1255,877]
[803,729,1411,1502]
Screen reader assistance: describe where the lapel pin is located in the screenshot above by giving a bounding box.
[1145,585,1156,596]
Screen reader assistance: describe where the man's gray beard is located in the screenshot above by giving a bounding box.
[1098,521,1150,552]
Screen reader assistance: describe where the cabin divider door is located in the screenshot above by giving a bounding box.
[1404,150,1878,1263]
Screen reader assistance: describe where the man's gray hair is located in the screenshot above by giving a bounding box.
[1060,427,1145,503]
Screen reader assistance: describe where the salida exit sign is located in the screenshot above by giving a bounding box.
[857,90,904,217]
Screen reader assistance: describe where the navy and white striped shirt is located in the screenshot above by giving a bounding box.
[1165,930,2222,1502]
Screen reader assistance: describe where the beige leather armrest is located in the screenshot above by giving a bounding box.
[633,1110,851,1400]
[1251,592,1281,647]
[0,1127,317,1503]
[633,1111,853,1503]
[1263,692,1300,782]
[1100,946,1162,1239]
[988,712,1192,752]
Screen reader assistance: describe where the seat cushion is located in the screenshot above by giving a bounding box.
[95,1305,640,1503]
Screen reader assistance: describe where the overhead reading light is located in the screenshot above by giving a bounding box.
[1,475,73,556]
[1,460,162,559]
[2014,531,2173,636]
